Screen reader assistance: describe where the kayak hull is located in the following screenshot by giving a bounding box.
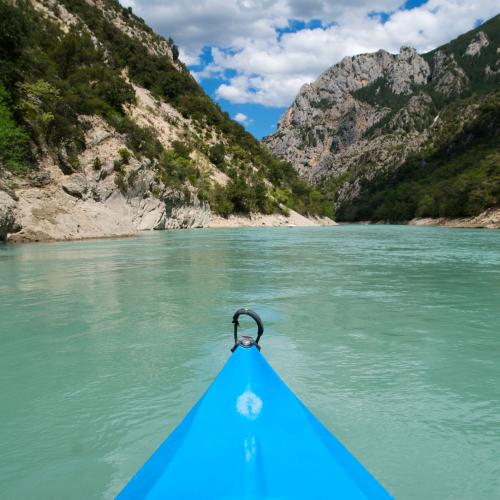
[118,346,392,499]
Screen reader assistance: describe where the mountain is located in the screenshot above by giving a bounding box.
[264,15,500,223]
[0,0,332,242]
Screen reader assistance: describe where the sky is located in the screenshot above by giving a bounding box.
[119,0,498,138]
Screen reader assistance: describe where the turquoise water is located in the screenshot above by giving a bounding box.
[1,226,500,499]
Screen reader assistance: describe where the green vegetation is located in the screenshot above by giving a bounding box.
[114,171,127,193]
[208,143,225,167]
[118,148,132,164]
[336,91,500,221]
[311,97,334,110]
[92,157,102,170]
[156,149,198,188]
[0,0,135,158]
[0,83,30,172]
[265,159,334,218]
[0,0,26,87]
[171,140,192,160]
[210,175,273,216]
[353,76,414,110]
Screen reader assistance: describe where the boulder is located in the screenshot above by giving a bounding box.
[164,190,211,229]
[62,173,88,198]
[0,191,19,241]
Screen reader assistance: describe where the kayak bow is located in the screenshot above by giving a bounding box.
[118,309,392,499]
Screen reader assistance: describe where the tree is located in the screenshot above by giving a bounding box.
[0,1,25,61]
[0,0,26,85]
[209,143,225,166]
[16,80,61,145]
[0,84,30,172]
[167,37,179,62]
[171,44,179,62]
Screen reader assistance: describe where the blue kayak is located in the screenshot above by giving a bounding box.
[118,309,392,499]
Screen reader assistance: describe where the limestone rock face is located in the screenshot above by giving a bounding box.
[62,173,88,199]
[134,197,167,231]
[431,50,468,96]
[163,191,211,229]
[465,31,489,56]
[388,47,431,94]
[264,47,433,183]
[0,191,19,241]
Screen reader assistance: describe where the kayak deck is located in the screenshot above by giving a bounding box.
[118,345,391,499]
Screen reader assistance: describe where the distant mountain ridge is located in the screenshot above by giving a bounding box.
[0,0,331,242]
[264,15,500,222]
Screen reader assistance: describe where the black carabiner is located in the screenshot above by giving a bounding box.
[231,308,264,352]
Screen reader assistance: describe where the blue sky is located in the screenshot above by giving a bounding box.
[121,0,498,138]
[189,49,288,139]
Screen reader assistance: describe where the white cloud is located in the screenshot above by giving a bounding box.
[122,0,401,59]
[121,0,499,107]
[234,112,252,124]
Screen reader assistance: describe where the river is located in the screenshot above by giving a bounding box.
[1,225,499,499]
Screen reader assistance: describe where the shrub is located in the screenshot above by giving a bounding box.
[211,186,234,218]
[113,159,124,172]
[118,148,132,164]
[16,80,60,143]
[92,156,102,170]
[67,154,80,172]
[0,84,30,172]
[208,143,225,166]
[114,171,127,192]
[171,140,192,159]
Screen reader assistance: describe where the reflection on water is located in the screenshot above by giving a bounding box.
[1,226,500,499]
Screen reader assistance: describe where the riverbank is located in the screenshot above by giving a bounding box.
[208,210,336,228]
[1,199,336,243]
[1,173,334,243]
[345,208,500,230]
[408,208,500,229]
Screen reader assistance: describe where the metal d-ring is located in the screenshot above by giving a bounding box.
[231,308,264,352]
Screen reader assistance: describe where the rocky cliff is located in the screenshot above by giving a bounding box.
[0,0,331,242]
[264,15,500,222]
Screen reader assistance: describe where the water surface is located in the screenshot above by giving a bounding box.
[1,226,499,499]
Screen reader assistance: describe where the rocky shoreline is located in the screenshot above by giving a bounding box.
[3,207,498,245]
[408,208,500,229]
[346,208,500,229]
[208,210,336,228]
[0,214,335,244]
[0,182,336,244]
